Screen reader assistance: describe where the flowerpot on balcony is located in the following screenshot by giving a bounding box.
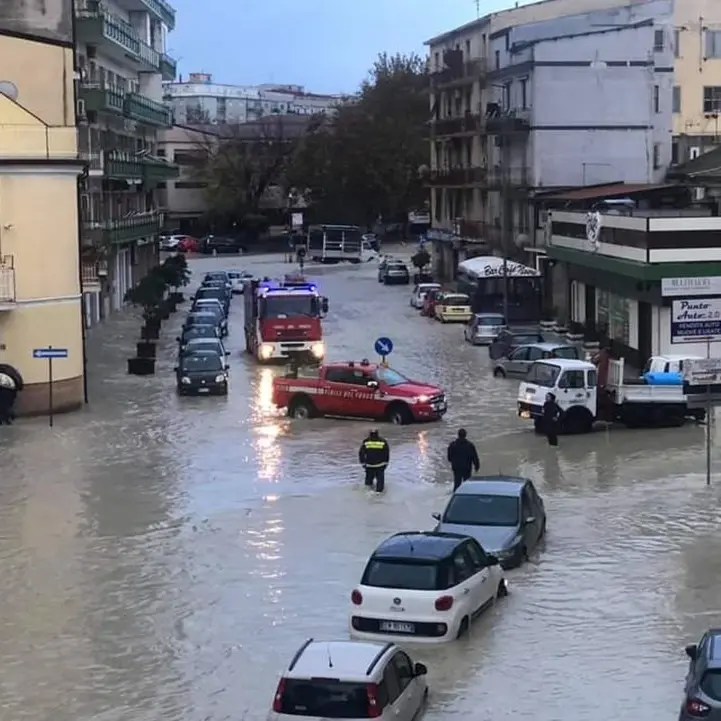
[128,357,155,375]
[140,323,160,341]
[136,341,156,359]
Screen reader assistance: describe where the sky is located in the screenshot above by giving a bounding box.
[167,0,535,95]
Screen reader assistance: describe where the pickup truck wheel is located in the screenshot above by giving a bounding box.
[289,396,316,419]
[563,408,593,434]
[386,403,411,425]
[493,367,506,378]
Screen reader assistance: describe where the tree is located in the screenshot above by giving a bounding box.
[195,115,308,233]
[411,248,431,270]
[288,52,429,227]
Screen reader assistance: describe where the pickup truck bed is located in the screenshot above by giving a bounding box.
[609,358,686,404]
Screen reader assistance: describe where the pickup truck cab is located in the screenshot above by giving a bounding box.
[272,359,447,424]
[517,357,696,434]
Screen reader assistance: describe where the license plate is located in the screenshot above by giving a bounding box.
[520,410,530,419]
[198,388,210,393]
[379,621,415,633]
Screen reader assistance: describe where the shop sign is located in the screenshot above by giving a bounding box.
[671,298,721,343]
[662,276,721,297]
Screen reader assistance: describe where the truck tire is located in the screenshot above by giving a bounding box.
[386,403,412,425]
[288,395,316,419]
[562,407,594,434]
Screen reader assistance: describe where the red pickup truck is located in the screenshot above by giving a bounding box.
[272,360,447,424]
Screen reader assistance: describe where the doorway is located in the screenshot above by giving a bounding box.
[638,301,652,363]
[585,284,596,328]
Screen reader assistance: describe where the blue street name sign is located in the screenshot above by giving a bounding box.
[374,337,393,356]
[33,347,68,359]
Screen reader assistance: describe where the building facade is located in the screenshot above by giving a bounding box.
[0,3,87,415]
[426,0,674,256]
[74,0,179,326]
[164,73,340,125]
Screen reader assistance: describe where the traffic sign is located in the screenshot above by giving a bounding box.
[684,358,721,385]
[374,337,393,356]
[33,347,68,359]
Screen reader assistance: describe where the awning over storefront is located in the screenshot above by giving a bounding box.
[458,255,539,278]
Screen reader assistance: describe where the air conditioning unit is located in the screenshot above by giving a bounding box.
[76,98,86,119]
[690,146,701,159]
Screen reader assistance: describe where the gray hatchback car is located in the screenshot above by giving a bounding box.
[492,342,581,378]
[679,631,721,720]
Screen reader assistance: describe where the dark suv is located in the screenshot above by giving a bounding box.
[679,630,721,719]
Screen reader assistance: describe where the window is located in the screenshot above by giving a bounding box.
[392,653,414,693]
[525,362,560,387]
[510,347,530,361]
[156,148,166,157]
[706,30,721,58]
[383,664,401,705]
[434,51,439,70]
[442,493,520,527]
[452,551,473,583]
[653,142,661,169]
[653,28,664,51]
[494,50,500,70]
[276,679,371,717]
[362,560,440,590]
[672,86,681,113]
[174,181,207,189]
[701,671,721,701]
[502,82,511,110]
[156,181,167,190]
[174,151,206,166]
[464,540,488,568]
[558,370,585,389]
[587,369,597,387]
[325,368,368,385]
[465,39,471,57]
[261,295,318,319]
[703,86,721,113]
[674,28,680,57]
[551,346,580,359]
[653,85,660,113]
[520,77,528,109]
[671,141,679,165]
[527,346,544,361]
[374,367,409,386]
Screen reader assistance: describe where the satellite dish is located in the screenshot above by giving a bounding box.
[0,81,18,100]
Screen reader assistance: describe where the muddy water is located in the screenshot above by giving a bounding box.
[1,253,720,721]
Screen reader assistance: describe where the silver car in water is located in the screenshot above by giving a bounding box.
[492,342,581,378]
[464,313,506,345]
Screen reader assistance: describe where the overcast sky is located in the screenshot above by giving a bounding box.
[168,0,535,93]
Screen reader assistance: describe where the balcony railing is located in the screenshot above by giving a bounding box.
[432,113,480,136]
[0,257,16,305]
[487,166,531,187]
[81,261,102,287]
[431,58,487,87]
[78,83,126,114]
[124,93,172,127]
[428,167,488,185]
[160,53,177,81]
[484,108,531,134]
[103,151,179,181]
[75,9,160,71]
[140,0,176,29]
[80,150,102,171]
[83,213,164,245]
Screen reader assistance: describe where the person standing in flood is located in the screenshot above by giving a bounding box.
[446,428,480,490]
[542,392,563,446]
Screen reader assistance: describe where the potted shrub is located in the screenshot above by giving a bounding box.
[566,320,584,342]
[125,274,165,374]
[411,248,432,283]
[540,305,557,332]
[161,254,191,305]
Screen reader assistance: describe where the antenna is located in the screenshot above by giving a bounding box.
[407,536,415,553]
[474,0,480,17]
[326,644,334,668]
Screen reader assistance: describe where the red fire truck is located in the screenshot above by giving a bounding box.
[243,276,329,362]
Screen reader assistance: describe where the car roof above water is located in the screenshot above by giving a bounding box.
[287,639,392,680]
[373,531,467,562]
[455,476,528,497]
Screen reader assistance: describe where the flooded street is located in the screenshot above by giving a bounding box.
[2,252,721,721]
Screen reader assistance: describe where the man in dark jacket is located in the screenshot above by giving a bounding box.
[542,392,563,446]
[359,429,390,492]
[447,428,480,490]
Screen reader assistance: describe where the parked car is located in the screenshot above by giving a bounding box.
[492,342,581,378]
[194,286,230,315]
[421,288,445,317]
[679,631,721,720]
[176,325,220,350]
[192,297,226,317]
[382,261,410,285]
[179,338,229,362]
[488,328,546,360]
[159,234,183,251]
[464,313,507,345]
[410,282,441,309]
[177,235,199,253]
[183,310,224,335]
[199,235,247,254]
[349,531,506,644]
[268,639,428,721]
[434,292,472,323]
[174,350,229,396]
[203,270,232,290]
[432,476,546,569]
[227,269,253,293]
[377,256,395,282]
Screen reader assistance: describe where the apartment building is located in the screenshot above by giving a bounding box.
[164,73,341,125]
[74,0,179,325]
[0,4,86,415]
[426,0,674,253]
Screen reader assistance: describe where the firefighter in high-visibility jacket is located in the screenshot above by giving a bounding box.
[359,429,390,492]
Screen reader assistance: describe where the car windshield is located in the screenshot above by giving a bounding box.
[205,273,228,282]
[441,294,469,305]
[362,559,439,590]
[478,315,505,326]
[186,340,220,351]
[180,354,223,372]
[373,367,409,387]
[193,304,222,318]
[552,346,580,359]
[701,671,721,701]
[443,493,519,527]
[187,313,217,326]
[277,679,370,718]
[513,334,543,344]
[182,326,216,339]
[261,295,318,318]
[389,264,406,270]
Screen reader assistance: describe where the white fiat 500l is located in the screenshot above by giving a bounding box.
[349,531,506,644]
[410,283,441,309]
[268,638,428,721]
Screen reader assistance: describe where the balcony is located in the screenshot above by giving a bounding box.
[83,212,163,246]
[428,167,488,186]
[431,58,487,88]
[124,93,172,127]
[431,113,481,137]
[104,151,144,179]
[80,150,102,172]
[81,261,103,290]
[160,53,177,81]
[0,257,16,308]
[78,83,126,115]
[142,155,179,182]
[484,108,531,135]
[486,166,531,188]
[74,9,160,72]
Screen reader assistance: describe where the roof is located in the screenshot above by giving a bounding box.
[456,477,528,497]
[537,182,676,202]
[373,532,467,561]
[535,358,594,370]
[288,640,390,680]
[668,147,721,180]
[459,255,540,277]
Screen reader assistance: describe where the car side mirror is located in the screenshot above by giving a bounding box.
[486,555,500,566]
[367,380,379,389]
[686,644,698,660]
[413,662,427,676]
[225,365,230,371]
[173,367,178,372]
[225,351,230,355]
[524,516,536,525]
[431,512,441,521]
[322,297,329,313]
[175,337,180,342]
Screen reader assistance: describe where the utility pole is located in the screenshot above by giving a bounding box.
[500,145,510,322]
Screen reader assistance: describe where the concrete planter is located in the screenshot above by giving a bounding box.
[583,340,601,350]
[566,332,584,342]
[136,341,156,359]
[539,320,556,332]
[128,357,155,375]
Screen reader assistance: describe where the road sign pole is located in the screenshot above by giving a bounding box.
[708,338,712,486]
[48,348,54,428]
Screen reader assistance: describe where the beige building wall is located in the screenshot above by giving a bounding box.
[0,34,85,415]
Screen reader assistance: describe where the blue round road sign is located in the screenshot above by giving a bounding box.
[374,337,393,356]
